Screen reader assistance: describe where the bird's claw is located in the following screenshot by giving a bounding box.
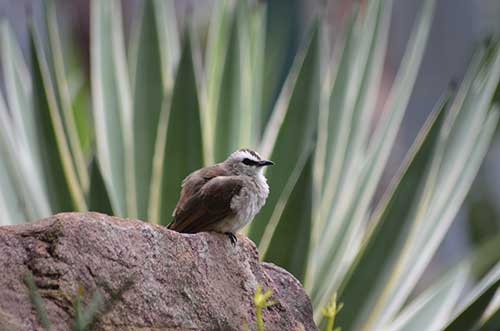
[225,232,237,246]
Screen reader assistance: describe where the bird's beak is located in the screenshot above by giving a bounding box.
[258,160,274,167]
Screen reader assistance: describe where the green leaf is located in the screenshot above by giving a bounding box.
[0,77,46,224]
[386,109,498,329]
[30,21,87,212]
[0,157,23,225]
[479,306,500,331]
[0,23,38,161]
[151,35,204,225]
[443,264,500,331]
[260,0,299,128]
[0,96,27,224]
[71,82,93,159]
[45,0,89,192]
[331,94,448,329]
[313,1,392,273]
[386,267,467,331]
[213,7,239,162]
[315,6,358,208]
[236,1,266,147]
[388,234,500,331]
[316,0,392,234]
[75,290,104,331]
[212,1,266,163]
[263,147,314,282]
[365,46,500,329]
[203,0,235,163]
[249,23,321,247]
[23,273,51,331]
[91,0,135,217]
[343,0,392,171]
[311,0,435,309]
[88,159,113,215]
[130,0,165,220]
[153,0,179,92]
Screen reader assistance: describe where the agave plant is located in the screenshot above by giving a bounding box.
[0,0,499,329]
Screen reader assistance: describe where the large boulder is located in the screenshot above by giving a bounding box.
[0,212,317,331]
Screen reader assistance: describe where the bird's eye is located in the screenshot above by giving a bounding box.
[242,158,256,166]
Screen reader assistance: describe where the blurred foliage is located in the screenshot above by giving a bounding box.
[23,272,134,331]
[467,191,500,246]
[1,0,500,329]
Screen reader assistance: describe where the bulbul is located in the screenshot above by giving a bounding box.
[167,148,273,245]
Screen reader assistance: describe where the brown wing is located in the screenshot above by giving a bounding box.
[167,168,242,233]
[170,164,228,218]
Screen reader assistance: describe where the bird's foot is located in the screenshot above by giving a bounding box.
[225,232,237,246]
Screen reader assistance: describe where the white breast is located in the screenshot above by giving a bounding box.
[217,173,269,233]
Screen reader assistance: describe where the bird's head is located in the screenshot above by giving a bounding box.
[225,148,274,177]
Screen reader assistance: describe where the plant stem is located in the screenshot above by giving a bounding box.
[256,305,264,331]
[325,316,334,331]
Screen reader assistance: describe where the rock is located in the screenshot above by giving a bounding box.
[0,212,317,331]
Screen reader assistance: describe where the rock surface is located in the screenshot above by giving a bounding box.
[0,212,317,331]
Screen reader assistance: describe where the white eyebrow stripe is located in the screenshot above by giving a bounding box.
[232,150,260,161]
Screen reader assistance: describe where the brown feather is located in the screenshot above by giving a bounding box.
[167,164,243,233]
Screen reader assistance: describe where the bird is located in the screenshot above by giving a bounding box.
[167,148,273,245]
